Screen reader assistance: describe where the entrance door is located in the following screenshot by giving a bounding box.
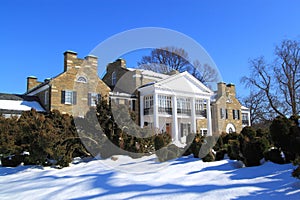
[166,123,171,137]
[180,123,191,143]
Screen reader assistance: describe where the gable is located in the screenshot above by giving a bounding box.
[154,71,213,96]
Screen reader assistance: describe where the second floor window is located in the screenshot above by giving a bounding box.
[112,71,116,86]
[232,109,240,120]
[88,93,101,106]
[61,90,77,105]
[144,95,153,109]
[158,95,172,108]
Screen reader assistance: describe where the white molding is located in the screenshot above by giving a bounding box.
[27,84,50,96]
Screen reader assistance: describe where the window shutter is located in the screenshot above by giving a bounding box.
[73,91,77,105]
[97,94,101,103]
[88,93,91,106]
[61,90,65,104]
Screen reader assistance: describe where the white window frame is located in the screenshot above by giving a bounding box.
[44,90,49,105]
[77,76,87,83]
[64,90,73,105]
[112,71,116,86]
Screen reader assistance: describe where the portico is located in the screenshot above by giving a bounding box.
[138,71,213,144]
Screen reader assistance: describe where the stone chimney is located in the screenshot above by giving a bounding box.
[217,82,226,98]
[168,70,180,75]
[27,76,40,91]
[226,83,236,97]
[64,50,78,72]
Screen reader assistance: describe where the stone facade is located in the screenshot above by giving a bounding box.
[211,82,249,135]
[26,51,110,117]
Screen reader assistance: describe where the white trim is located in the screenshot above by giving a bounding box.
[27,84,50,96]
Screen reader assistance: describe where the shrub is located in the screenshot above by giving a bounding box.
[241,126,256,141]
[227,139,240,160]
[202,150,215,162]
[215,149,226,161]
[264,148,284,164]
[242,137,269,167]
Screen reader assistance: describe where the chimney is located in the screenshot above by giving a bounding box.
[217,82,226,98]
[27,76,39,91]
[226,83,236,97]
[64,50,78,72]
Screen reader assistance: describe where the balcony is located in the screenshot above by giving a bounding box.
[177,108,191,115]
[196,110,207,118]
[144,108,153,115]
[158,107,172,115]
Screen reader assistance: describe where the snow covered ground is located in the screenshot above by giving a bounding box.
[1,155,300,200]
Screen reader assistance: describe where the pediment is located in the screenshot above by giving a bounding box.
[155,71,213,95]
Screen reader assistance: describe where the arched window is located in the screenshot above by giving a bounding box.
[77,76,87,83]
[112,71,116,86]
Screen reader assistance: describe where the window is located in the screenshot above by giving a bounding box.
[61,90,77,105]
[144,95,153,109]
[144,95,153,115]
[158,95,172,114]
[220,108,225,119]
[77,76,87,83]
[225,109,228,119]
[200,128,208,136]
[177,98,191,115]
[88,93,101,106]
[195,99,207,117]
[112,71,116,86]
[242,113,249,125]
[232,109,240,120]
[228,127,234,133]
[44,90,49,105]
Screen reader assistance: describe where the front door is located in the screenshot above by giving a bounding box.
[166,123,171,137]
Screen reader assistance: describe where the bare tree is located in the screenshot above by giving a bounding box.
[242,90,277,125]
[138,47,190,73]
[138,46,218,85]
[274,40,300,116]
[241,39,300,117]
[192,60,218,84]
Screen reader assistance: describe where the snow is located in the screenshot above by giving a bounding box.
[0,155,300,200]
[0,100,45,112]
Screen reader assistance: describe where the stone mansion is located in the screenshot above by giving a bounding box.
[0,51,250,143]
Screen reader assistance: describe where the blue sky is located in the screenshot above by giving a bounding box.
[1,0,300,97]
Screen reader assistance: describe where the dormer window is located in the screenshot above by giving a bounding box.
[112,71,116,86]
[77,76,87,83]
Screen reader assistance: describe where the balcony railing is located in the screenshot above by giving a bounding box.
[144,107,207,117]
[144,108,153,115]
[158,107,172,115]
[177,108,191,115]
[196,110,207,118]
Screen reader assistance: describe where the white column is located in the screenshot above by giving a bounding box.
[153,93,159,130]
[172,95,178,141]
[206,98,212,136]
[191,98,197,133]
[140,95,144,128]
[248,111,251,126]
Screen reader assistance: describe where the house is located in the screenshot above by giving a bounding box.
[102,59,251,142]
[138,71,213,144]
[211,82,251,135]
[1,50,250,144]
[0,93,45,118]
[25,51,110,117]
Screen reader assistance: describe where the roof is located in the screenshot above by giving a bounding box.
[138,71,213,97]
[0,93,46,114]
[127,68,170,80]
